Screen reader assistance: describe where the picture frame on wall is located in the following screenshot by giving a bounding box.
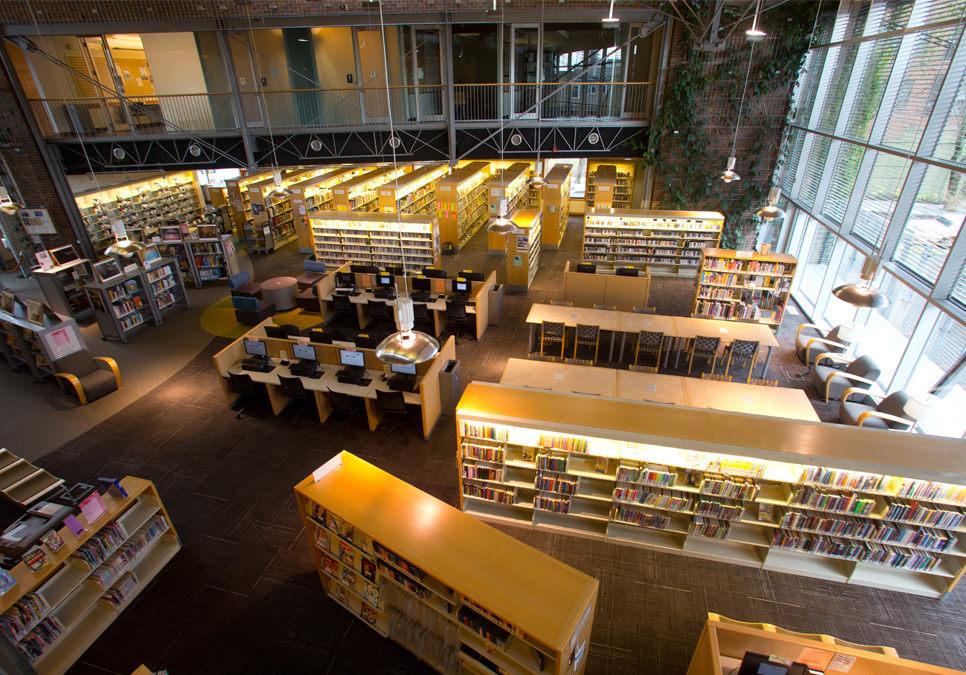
[93,258,123,283]
[137,244,161,267]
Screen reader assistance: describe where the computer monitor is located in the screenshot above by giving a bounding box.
[336,271,355,288]
[264,326,288,339]
[292,343,315,360]
[49,245,80,266]
[244,339,267,357]
[411,276,432,293]
[384,264,405,277]
[575,263,597,274]
[422,267,447,279]
[736,653,808,675]
[350,264,379,274]
[391,363,417,375]
[451,278,471,295]
[353,334,381,349]
[616,266,639,277]
[460,270,485,282]
[339,349,366,368]
[377,274,394,288]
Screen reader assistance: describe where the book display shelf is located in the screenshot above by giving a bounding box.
[331,166,410,213]
[691,248,797,331]
[505,209,542,292]
[582,208,723,276]
[456,382,966,599]
[0,477,180,675]
[84,259,189,343]
[34,260,95,321]
[436,161,490,251]
[295,452,599,675]
[541,164,573,250]
[378,164,448,216]
[310,212,440,269]
[487,163,531,255]
[0,302,85,384]
[224,171,274,239]
[159,232,237,288]
[585,164,631,210]
[247,168,323,254]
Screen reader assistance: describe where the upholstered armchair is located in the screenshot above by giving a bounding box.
[810,354,881,403]
[795,323,857,366]
[53,349,122,405]
[839,390,916,431]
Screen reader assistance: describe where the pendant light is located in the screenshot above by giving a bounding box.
[0,200,24,216]
[373,0,439,366]
[602,0,619,24]
[832,256,889,309]
[720,41,755,183]
[487,0,522,236]
[270,171,293,198]
[105,238,146,258]
[755,186,786,222]
[745,0,767,42]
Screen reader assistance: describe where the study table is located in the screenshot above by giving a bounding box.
[525,304,622,361]
[500,359,618,397]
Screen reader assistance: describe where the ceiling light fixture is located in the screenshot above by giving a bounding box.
[310,139,323,152]
[188,143,202,157]
[745,0,767,42]
[602,0,619,24]
[105,238,146,258]
[755,186,785,222]
[832,257,890,308]
[112,147,126,160]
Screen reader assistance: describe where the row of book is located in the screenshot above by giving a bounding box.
[72,521,127,570]
[534,493,570,514]
[707,457,766,478]
[459,421,508,442]
[0,593,50,643]
[373,541,425,581]
[778,510,958,551]
[790,487,878,517]
[614,487,694,513]
[462,481,515,504]
[17,616,64,663]
[694,300,762,321]
[694,499,743,522]
[145,267,171,283]
[535,471,578,495]
[89,516,169,590]
[611,504,671,530]
[800,466,890,492]
[461,465,503,482]
[378,560,432,602]
[538,433,588,454]
[699,474,758,500]
[616,463,678,487]
[688,516,730,539]
[883,498,964,529]
[536,452,568,473]
[101,572,138,608]
[897,479,966,506]
[772,531,943,571]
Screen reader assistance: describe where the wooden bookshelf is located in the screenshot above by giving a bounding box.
[505,209,542,292]
[331,166,409,213]
[310,211,440,269]
[456,382,966,599]
[541,164,573,250]
[295,451,598,675]
[224,171,274,240]
[158,232,237,288]
[246,168,322,254]
[585,161,634,210]
[582,208,723,276]
[436,161,490,251]
[691,248,797,331]
[289,167,370,251]
[377,163,448,215]
[0,477,180,675]
[487,163,531,255]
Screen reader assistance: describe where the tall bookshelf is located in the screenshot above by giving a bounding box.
[691,248,798,331]
[310,211,440,269]
[34,259,95,321]
[585,163,633,210]
[457,382,966,599]
[292,166,370,252]
[505,209,542,292]
[487,163,531,255]
[582,208,723,276]
[541,164,572,250]
[295,451,598,675]
[436,161,490,251]
[377,164,448,215]
[159,231,237,288]
[331,166,409,213]
[224,171,274,240]
[0,477,180,675]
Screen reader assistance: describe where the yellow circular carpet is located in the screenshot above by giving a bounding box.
[200,296,324,339]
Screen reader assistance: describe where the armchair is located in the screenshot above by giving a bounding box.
[795,323,856,365]
[810,354,880,403]
[232,295,276,325]
[53,349,122,405]
[296,258,327,290]
[229,270,262,298]
[839,390,916,431]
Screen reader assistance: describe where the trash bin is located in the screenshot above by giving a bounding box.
[438,359,461,416]
[488,284,504,326]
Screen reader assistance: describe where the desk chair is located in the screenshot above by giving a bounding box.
[540,321,566,358]
[278,374,315,428]
[229,371,263,419]
[445,300,475,344]
[724,339,760,383]
[229,270,261,298]
[527,353,561,363]
[593,304,616,311]
[839,390,916,431]
[810,354,880,403]
[375,388,416,444]
[366,300,395,332]
[687,336,721,376]
[633,306,656,314]
[550,300,573,306]
[327,387,366,438]
[333,294,356,321]
[635,331,664,368]
[701,372,732,382]
[573,324,600,363]
[52,349,121,405]
[411,301,435,334]
[795,323,853,366]
[565,357,594,366]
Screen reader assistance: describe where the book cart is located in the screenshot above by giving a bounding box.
[541,164,572,250]
[505,209,542,292]
[34,260,95,321]
[331,166,409,213]
[0,477,180,675]
[582,208,723,276]
[436,161,490,251]
[159,231,238,288]
[487,163,531,255]
[456,382,966,599]
[691,248,798,331]
[378,164,448,216]
[295,452,598,675]
[0,302,85,384]
[310,212,440,269]
[84,258,189,343]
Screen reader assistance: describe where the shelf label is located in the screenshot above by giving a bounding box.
[647,384,657,392]
[735,250,754,258]
[555,373,565,381]
[719,328,728,333]
[313,454,344,482]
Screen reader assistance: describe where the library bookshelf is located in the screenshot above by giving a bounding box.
[456,382,966,599]
[295,452,598,675]
[541,164,572,250]
[245,168,321,253]
[0,477,180,675]
[0,305,85,385]
[331,166,410,213]
[582,208,723,276]
[378,164,449,215]
[224,171,274,239]
[505,209,542,292]
[34,260,95,321]
[309,211,440,269]
[437,161,491,251]
[290,166,370,250]
[691,248,797,331]
[158,232,237,288]
[585,162,634,210]
[487,163,531,255]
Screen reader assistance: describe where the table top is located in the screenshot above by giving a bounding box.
[261,276,299,291]
[684,377,819,422]
[672,316,779,348]
[526,304,621,330]
[617,371,690,405]
[619,312,676,335]
[501,358,617,397]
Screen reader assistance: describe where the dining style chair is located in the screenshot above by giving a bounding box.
[687,335,721,376]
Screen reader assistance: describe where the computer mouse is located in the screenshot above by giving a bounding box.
[280,360,289,366]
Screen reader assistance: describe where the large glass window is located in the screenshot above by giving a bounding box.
[850,152,911,249]
[822,141,865,224]
[825,247,864,328]
[862,272,927,385]
[906,313,966,438]
[797,221,834,312]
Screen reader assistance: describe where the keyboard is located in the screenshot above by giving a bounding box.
[373,288,396,300]
[241,359,275,373]
[411,292,434,303]
[387,374,417,392]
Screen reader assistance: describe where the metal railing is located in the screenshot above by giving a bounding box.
[27,82,652,140]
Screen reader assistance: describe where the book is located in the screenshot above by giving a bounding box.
[0,568,17,595]
[23,546,49,571]
[361,558,376,582]
[97,477,129,499]
[314,526,330,552]
[361,602,377,626]
[63,515,85,537]
[758,504,775,522]
[79,492,107,524]
[40,529,66,553]
[338,541,354,565]
[334,585,349,606]
[342,568,356,589]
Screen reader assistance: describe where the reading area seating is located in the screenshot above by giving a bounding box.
[53,349,122,405]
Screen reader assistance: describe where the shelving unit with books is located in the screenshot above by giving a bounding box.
[0,477,180,675]
[487,163,531,255]
[248,168,326,254]
[331,166,410,213]
[224,171,274,239]
[296,451,598,675]
[34,260,95,321]
[436,161,490,251]
[310,212,440,269]
[456,382,966,599]
[142,258,190,319]
[0,303,85,384]
[378,164,448,216]
[585,162,633,210]
[505,209,542,292]
[582,208,723,276]
[159,231,237,288]
[291,167,370,251]
[541,164,572,250]
[690,248,798,331]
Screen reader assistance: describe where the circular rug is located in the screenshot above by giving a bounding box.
[200,296,323,339]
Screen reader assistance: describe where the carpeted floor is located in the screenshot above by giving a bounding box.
[5,217,965,674]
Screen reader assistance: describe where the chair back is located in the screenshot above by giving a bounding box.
[412,302,431,321]
[278,374,308,399]
[730,339,759,358]
[542,320,565,339]
[575,324,599,342]
[877,391,915,428]
[550,300,573,306]
[446,301,468,321]
[328,387,359,415]
[629,364,658,373]
[638,331,663,351]
[846,355,880,381]
[376,388,408,415]
[333,295,355,313]
[693,336,721,354]
[354,334,381,349]
[229,270,251,289]
[593,304,616,311]
[633,306,656,314]
[229,371,257,395]
[749,378,778,387]
[368,300,390,318]
[232,295,262,311]
[53,349,97,377]
[304,259,327,273]
[701,372,732,381]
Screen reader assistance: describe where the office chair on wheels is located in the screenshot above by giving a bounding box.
[375,389,416,444]
[445,300,475,344]
[332,294,357,322]
[327,387,366,438]
[229,371,264,419]
[278,375,315,428]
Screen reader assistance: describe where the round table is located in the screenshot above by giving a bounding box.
[260,276,299,312]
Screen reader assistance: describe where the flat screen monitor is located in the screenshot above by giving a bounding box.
[422,267,447,279]
[391,363,417,375]
[411,276,432,292]
[292,343,315,360]
[244,339,267,357]
[575,263,596,274]
[49,245,80,266]
[616,266,639,277]
[336,271,355,288]
[737,653,808,675]
[384,264,405,277]
[350,264,379,274]
[451,278,471,294]
[264,326,288,339]
[306,329,332,344]
[339,349,366,368]
[460,270,485,282]
[377,274,394,287]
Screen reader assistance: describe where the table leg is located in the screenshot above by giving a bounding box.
[761,346,774,378]
[619,333,627,363]
[608,331,615,362]
[528,323,535,353]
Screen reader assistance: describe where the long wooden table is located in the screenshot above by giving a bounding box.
[500,359,618,397]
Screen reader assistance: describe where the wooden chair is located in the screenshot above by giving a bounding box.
[633,306,656,314]
[550,300,573,306]
[540,321,566,358]
[629,364,658,373]
[565,357,594,366]
[52,349,122,405]
[635,331,664,368]
[573,324,600,363]
[701,372,732,382]
[593,304,616,311]
[724,339,760,383]
[527,353,560,363]
[688,335,721,376]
